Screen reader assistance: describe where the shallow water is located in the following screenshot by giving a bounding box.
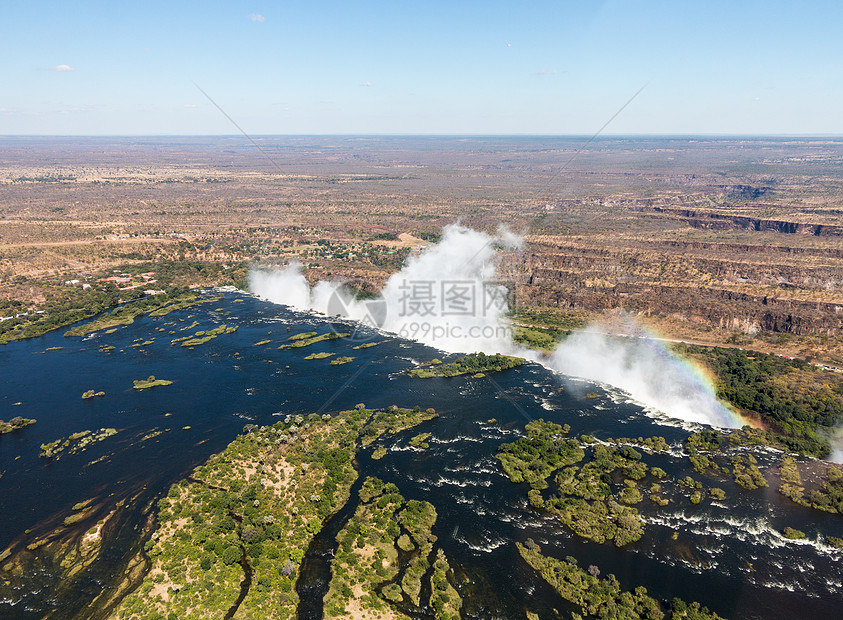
[0,292,841,618]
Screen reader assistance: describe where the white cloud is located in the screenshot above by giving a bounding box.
[248,13,265,22]
[50,64,75,72]
[361,81,373,87]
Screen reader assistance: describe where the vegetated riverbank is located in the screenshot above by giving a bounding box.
[111,404,437,619]
[63,291,222,338]
[1,260,245,345]
[675,344,843,457]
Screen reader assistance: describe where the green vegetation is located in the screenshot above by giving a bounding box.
[132,376,173,390]
[0,416,35,435]
[63,509,94,527]
[543,496,644,547]
[604,436,671,454]
[63,290,221,338]
[0,282,147,344]
[495,424,789,546]
[4,261,236,344]
[686,423,818,493]
[827,536,843,549]
[352,340,389,350]
[289,331,317,341]
[686,430,722,474]
[497,421,649,547]
[649,486,670,506]
[428,548,461,618]
[148,294,225,319]
[650,467,667,479]
[362,406,438,447]
[709,488,726,500]
[409,433,431,449]
[305,352,335,360]
[330,356,354,365]
[172,324,236,347]
[517,542,724,619]
[81,390,106,399]
[677,344,843,457]
[369,231,398,241]
[71,498,95,511]
[509,307,588,352]
[685,429,771,490]
[777,456,843,513]
[115,409,369,619]
[619,482,643,505]
[40,428,117,459]
[114,405,439,619]
[408,352,524,378]
[783,527,806,540]
[279,331,349,349]
[324,477,461,619]
[512,326,560,352]
[496,420,583,490]
[730,454,768,490]
[778,456,804,504]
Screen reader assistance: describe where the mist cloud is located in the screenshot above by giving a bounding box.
[250,224,739,429]
[547,327,739,428]
[249,224,517,353]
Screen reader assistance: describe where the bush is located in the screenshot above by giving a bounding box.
[221,545,242,565]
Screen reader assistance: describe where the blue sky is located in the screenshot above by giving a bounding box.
[1,1,841,135]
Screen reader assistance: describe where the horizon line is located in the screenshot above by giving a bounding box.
[2,132,843,139]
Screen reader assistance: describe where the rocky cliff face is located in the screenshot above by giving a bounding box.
[637,206,843,236]
[518,282,843,336]
[512,237,843,336]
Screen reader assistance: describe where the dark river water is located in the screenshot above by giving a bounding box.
[0,292,841,619]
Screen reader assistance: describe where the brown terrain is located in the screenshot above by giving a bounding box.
[1,135,842,364]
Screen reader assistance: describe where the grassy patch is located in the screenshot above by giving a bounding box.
[0,416,36,435]
[408,352,523,378]
[133,376,173,390]
[279,332,349,349]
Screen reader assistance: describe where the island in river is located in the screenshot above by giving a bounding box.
[110,405,722,620]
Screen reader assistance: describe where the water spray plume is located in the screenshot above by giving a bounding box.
[827,427,843,464]
[547,317,743,428]
[250,225,742,429]
[249,224,517,353]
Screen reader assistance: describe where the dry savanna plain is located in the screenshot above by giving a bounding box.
[1,135,842,365]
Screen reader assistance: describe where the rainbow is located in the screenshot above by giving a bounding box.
[639,324,759,430]
[545,317,760,430]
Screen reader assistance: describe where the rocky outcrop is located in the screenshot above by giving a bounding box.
[636,206,843,236]
[518,282,843,336]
